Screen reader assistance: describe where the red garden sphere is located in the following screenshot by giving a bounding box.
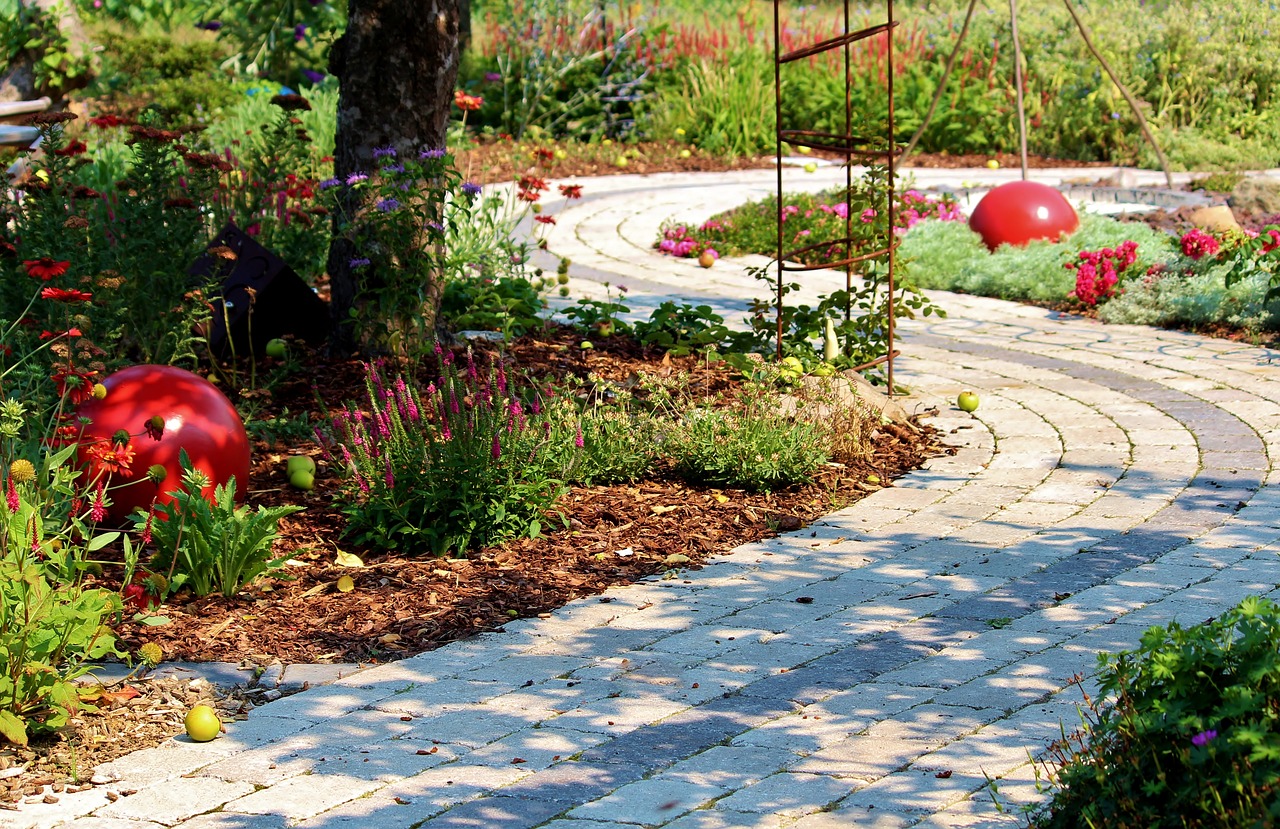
[968,180,1079,252]
[75,365,250,525]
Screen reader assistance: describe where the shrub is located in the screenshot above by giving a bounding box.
[324,355,576,557]
[143,451,303,598]
[666,382,830,491]
[1031,596,1280,828]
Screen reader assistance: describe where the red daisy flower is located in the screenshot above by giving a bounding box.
[535,215,556,225]
[518,175,549,193]
[516,189,540,203]
[41,287,93,303]
[53,140,88,157]
[24,258,71,281]
[558,184,583,199]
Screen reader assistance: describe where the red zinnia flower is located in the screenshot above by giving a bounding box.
[516,189,540,203]
[454,90,484,111]
[535,215,556,225]
[518,175,548,193]
[558,184,583,199]
[24,258,71,281]
[41,287,92,303]
[86,440,135,476]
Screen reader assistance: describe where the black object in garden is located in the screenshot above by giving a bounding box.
[190,222,330,358]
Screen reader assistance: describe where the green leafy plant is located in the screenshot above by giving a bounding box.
[632,301,731,355]
[1030,595,1280,828]
[142,450,302,598]
[665,381,829,491]
[324,354,575,557]
[440,274,548,339]
[560,283,633,337]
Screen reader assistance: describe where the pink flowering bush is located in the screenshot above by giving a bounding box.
[324,352,577,557]
[1180,228,1221,260]
[654,188,964,266]
[1065,241,1140,307]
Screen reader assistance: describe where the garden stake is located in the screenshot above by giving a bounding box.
[1008,0,1029,179]
[1061,0,1173,189]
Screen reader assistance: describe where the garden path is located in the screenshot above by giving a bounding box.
[13,166,1280,829]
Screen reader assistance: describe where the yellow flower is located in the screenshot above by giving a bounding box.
[9,459,35,484]
[139,642,163,668]
[92,383,108,400]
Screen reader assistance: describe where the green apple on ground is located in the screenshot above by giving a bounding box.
[290,469,315,490]
[185,705,222,742]
[957,391,980,412]
[264,338,287,358]
[286,455,316,476]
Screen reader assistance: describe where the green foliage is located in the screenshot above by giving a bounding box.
[632,302,732,355]
[568,383,660,486]
[560,285,633,338]
[1031,596,1280,828]
[665,382,830,491]
[325,357,574,557]
[0,0,92,98]
[647,49,776,157]
[143,451,303,598]
[441,275,548,340]
[2,114,218,368]
[197,0,346,86]
[466,0,656,140]
[0,418,125,747]
[0,558,121,746]
[900,213,1170,305]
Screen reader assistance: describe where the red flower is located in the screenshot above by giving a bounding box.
[535,215,556,225]
[1261,229,1280,254]
[454,90,484,111]
[516,189,540,203]
[88,114,128,129]
[518,174,549,193]
[41,287,92,303]
[85,440,135,476]
[51,369,97,404]
[534,147,555,162]
[24,258,71,281]
[558,184,583,199]
[53,140,87,157]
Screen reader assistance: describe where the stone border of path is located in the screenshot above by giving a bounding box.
[15,166,1280,829]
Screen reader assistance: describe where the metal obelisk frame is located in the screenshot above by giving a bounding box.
[772,0,899,393]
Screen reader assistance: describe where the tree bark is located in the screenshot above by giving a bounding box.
[326,0,461,355]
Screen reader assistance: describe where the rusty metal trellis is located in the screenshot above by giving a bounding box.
[772,0,899,392]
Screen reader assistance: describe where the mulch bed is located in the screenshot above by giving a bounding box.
[107,326,944,667]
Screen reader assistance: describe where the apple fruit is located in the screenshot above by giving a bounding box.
[264,338,287,358]
[803,162,818,173]
[286,455,315,476]
[614,156,629,168]
[697,250,716,268]
[679,149,691,158]
[289,469,315,490]
[184,705,222,742]
[957,391,980,413]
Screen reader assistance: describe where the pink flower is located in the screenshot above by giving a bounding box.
[1181,229,1221,260]
[91,482,106,523]
[491,433,502,460]
[5,476,17,513]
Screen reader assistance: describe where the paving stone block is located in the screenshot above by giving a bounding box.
[662,809,787,828]
[568,777,726,825]
[222,771,387,820]
[409,795,566,828]
[94,777,254,824]
[712,772,860,818]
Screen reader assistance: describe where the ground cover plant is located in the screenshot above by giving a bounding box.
[1021,596,1280,828]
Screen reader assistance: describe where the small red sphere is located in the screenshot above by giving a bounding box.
[968,181,1079,252]
[75,365,250,525]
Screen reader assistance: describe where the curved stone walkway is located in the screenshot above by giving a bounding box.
[12,167,1280,829]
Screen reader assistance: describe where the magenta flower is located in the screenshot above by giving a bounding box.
[1191,729,1218,747]
[5,476,17,513]
[491,433,501,460]
[1181,229,1221,260]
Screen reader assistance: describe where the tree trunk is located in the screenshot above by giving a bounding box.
[326,0,461,356]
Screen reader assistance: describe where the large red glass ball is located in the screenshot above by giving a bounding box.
[76,365,250,525]
[968,181,1080,252]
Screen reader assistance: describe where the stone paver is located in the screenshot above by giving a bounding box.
[14,166,1280,829]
